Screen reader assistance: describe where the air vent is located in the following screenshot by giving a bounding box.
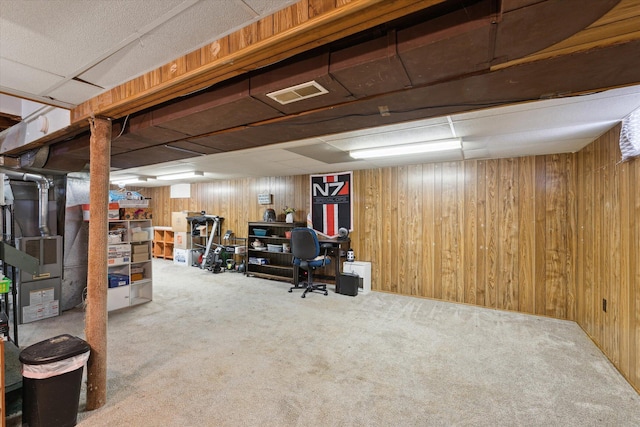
[266,80,329,105]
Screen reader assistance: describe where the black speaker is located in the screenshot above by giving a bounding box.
[338,273,360,296]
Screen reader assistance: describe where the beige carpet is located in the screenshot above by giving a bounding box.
[12,259,640,426]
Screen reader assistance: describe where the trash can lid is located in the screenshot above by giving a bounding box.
[19,334,90,365]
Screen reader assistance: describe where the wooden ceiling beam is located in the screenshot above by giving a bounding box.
[492,0,640,71]
[71,0,445,124]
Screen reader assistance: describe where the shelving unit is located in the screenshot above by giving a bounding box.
[107,219,153,311]
[246,221,303,282]
[153,226,174,259]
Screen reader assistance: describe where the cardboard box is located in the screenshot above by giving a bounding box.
[132,244,149,254]
[226,245,246,255]
[131,231,149,241]
[171,211,201,232]
[173,231,190,249]
[83,203,119,221]
[173,248,193,266]
[132,252,149,263]
[108,207,120,221]
[108,244,131,265]
[120,208,153,220]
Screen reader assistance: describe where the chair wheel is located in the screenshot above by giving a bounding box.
[301,294,305,298]
[288,289,292,293]
[324,291,328,295]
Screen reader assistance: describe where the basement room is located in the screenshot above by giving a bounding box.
[0,0,639,426]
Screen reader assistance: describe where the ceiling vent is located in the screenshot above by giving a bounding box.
[266,80,329,105]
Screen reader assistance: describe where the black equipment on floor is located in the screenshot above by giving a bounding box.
[338,272,360,296]
[288,227,331,298]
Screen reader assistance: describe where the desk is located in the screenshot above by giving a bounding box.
[292,238,350,293]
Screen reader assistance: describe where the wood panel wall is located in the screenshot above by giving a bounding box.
[133,153,576,319]
[575,124,640,392]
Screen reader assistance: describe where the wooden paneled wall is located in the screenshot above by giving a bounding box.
[135,154,576,320]
[575,124,640,392]
[353,157,575,319]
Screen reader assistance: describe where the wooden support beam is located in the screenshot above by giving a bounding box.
[1,340,5,427]
[492,0,640,71]
[85,116,111,410]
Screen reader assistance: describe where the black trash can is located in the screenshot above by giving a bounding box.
[19,334,90,427]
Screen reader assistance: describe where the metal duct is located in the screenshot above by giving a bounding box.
[0,167,51,236]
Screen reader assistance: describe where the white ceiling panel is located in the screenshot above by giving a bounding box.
[361,150,464,168]
[0,0,187,77]
[0,58,64,94]
[320,116,450,141]
[1,0,295,107]
[323,123,454,151]
[455,87,640,133]
[46,79,105,106]
[487,137,596,158]
[77,0,276,89]
[242,0,298,15]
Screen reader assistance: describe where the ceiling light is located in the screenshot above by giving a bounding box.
[156,171,204,181]
[349,138,462,159]
[111,177,149,185]
[266,80,329,105]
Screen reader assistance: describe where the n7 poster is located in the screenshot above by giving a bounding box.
[310,171,353,238]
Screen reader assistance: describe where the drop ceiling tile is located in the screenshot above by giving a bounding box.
[364,150,463,167]
[0,58,63,94]
[487,137,594,158]
[320,116,449,140]
[0,0,185,76]
[79,1,257,89]
[325,123,453,151]
[243,0,298,14]
[285,143,352,164]
[463,148,490,159]
[454,86,640,129]
[455,92,640,133]
[46,79,104,106]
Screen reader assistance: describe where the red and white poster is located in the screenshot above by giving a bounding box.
[310,171,353,238]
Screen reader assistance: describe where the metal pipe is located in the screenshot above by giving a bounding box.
[0,167,51,236]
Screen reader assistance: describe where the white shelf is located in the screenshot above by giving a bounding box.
[107,219,153,311]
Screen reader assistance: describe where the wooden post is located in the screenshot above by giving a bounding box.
[1,339,5,427]
[85,116,111,410]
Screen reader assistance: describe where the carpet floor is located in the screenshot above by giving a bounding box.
[10,259,640,426]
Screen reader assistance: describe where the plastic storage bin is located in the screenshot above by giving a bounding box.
[0,276,11,293]
[20,334,90,427]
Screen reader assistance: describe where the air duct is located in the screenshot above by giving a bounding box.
[0,167,51,236]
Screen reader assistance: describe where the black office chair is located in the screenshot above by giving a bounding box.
[288,227,331,298]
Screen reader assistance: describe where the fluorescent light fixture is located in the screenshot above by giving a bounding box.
[349,138,462,159]
[156,171,204,181]
[111,177,148,185]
